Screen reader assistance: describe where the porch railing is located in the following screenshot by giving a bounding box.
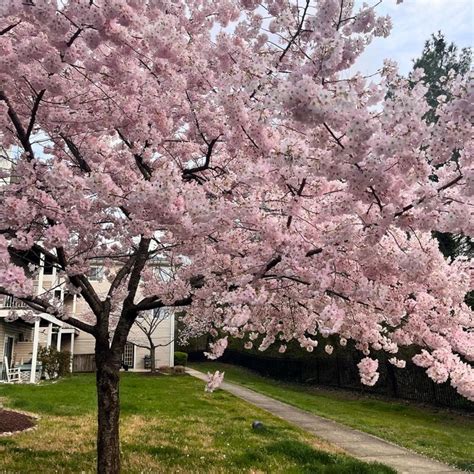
[2,295,28,309]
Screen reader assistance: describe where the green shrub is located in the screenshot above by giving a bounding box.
[174,351,188,366]
[38,347,71,379]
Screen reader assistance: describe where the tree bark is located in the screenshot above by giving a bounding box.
[147,333,156,372]
[96,343,121,474]
[150,344,156,372]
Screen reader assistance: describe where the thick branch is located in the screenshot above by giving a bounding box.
[0,289,95,334]
[136,295,191,312]
[0,90,35,158]
[107,255,137,299]
[116,129,153,180]
[61,134,92,173]
[0,21,20,36]
[26,89,46,140]
[182,135,221,179]
[123,238,151,310]
[66,28,82,48]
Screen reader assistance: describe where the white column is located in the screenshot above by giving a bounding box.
[37,253,45,296]
[70,334,75,372]
[56,328,62,351]
[169,310,175,367]
[46,323,53,348]
[30,319,40,383]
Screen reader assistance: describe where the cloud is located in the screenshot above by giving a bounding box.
[353,0,473,76]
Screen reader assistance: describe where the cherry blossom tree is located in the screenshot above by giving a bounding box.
[0,1,472,472]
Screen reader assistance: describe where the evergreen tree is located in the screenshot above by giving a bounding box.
[411,32,471,124]
[411,33,472,307]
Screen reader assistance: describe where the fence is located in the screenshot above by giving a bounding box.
[73,354,96,372]
[194,349,473,411]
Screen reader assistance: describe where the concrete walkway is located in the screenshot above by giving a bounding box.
[187,368,463,473]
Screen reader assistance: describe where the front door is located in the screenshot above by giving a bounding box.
[3,335,14,367]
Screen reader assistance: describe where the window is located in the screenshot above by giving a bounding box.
[43,255,54,275]
[3,336,14,367]
[88,266,103,281]
[122,343,134,369]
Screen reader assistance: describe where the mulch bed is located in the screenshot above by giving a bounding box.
[0,409,36,434]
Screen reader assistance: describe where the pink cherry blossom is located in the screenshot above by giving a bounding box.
[205,371,225,393]
[358,357,380,386]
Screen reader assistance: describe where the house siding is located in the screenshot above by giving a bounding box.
[72,315,174,370]
[0,319,34,366]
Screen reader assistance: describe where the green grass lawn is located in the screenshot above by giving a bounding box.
[0,373,394,473]
[191,362,474,471]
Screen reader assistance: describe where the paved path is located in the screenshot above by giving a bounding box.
[187,368,463,473]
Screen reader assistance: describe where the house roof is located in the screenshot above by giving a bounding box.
[0,312,64,327]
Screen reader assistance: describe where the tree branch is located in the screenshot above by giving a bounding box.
[61,134,92,173]
[323,122,345,149]
[123,237,151,311]
[182,135,221,179]
[136,295,191,312]
[116,128,153,180]
[394,173,463,218]
[0,90,35,158]
[287,178,306,228]
[26,89,45,140]
[107,255,137,299]
[0,21,21,36]
[279,0,311,62]
[0,289,95,334]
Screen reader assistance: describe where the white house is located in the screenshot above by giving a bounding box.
[0,256,175,382]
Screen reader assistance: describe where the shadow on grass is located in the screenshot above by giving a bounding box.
[232,439,395,473]
[0,443,96,471]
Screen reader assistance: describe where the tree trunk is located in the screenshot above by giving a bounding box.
[96,345,121,474]
[150,345,156,372]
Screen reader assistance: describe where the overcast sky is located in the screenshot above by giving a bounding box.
[353,0,473,76]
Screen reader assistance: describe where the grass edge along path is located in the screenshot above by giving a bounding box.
[190,362,473,472]
[0,373,395,473]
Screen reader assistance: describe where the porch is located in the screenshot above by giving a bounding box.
[0,308,78,383]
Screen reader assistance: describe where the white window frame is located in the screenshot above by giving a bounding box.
[88,266,104,281]
[122,342,135,369]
